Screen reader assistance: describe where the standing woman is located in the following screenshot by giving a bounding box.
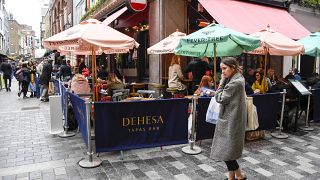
[211,57,247,180]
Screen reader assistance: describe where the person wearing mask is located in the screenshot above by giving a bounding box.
[28,60,37,97]
[211,57,247,180]
[39,59,53,102]
[18,63,31,98]
[168,55,186,91]
[185,56,211,92]
[59,60,72,82]
[0,59,12,92]
[252,71,269,94]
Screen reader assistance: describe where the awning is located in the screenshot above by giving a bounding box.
[114,7,148,29]
[198,0,310,40]
[103,6,128,25]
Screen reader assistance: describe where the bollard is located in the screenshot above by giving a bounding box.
[58,88,76,138]
[182,94,202,155]
[271,89,289,139]
[78,98,102,168]
[300,87,314,131]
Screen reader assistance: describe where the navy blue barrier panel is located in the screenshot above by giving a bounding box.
[69,93,88,146]
[60,84,67,120]
[53,79,60,95]
[94,99,189,152]
[249,93,280,130]
[312,88,320,122]
[196,97,215,141]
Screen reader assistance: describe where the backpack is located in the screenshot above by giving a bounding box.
[14,69,23,81]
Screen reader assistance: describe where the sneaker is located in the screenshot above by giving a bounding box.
[8,88,11,92]
[18,92,21,97]
[23,96,28,99]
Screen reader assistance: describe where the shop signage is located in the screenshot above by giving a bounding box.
[126,0,147,12]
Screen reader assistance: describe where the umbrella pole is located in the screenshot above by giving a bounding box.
[91,47,95,102]
[213,43,217,90]
[263,48,268,94]
[314,56,317,73]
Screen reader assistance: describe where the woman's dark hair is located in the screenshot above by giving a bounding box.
[254,71,263,85]
[221,57,240,72]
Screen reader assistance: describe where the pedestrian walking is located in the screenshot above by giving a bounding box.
[0,59,12,92]
[28,60,37,97]
[17,63,31,98]
[39,59,52,102]
[210,57,247,180]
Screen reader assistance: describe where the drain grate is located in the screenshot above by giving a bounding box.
[21,106,40,111]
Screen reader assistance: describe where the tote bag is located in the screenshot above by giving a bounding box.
[206,97,220,124]
[246,96,259,131]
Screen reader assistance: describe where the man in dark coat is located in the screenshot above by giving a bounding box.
[18,63,31,98]
[184,57,211,92]
[0,60,12,92]
[39,59,53,101]
[59,60,72,81]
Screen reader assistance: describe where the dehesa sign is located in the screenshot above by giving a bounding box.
[126,0,147,12]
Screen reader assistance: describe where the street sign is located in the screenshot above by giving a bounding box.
[126,0,147,12]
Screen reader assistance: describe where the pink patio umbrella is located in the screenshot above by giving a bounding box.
[249,25,305,93]
[147,29,186,78]
[43,19,139,101]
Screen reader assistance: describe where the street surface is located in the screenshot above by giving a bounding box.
[1,80,320,180]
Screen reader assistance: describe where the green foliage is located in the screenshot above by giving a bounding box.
[81,0,110,21]
[298,0,320,10]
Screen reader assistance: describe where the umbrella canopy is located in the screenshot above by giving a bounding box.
[147,30,186,54]
[298,32,320,57]
[174,23,261,57]
[43,19,139,55]
[250,26,305,56]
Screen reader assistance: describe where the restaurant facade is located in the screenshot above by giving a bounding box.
[77,0,312,83]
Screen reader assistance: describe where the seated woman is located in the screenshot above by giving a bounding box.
[194,75,215,96]
[106,72,124,92]
[168,55,186,91]
[252,71,269,94]
[69,74,91,94]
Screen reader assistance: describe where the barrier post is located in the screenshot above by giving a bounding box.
[271,89,289,139]
[182,94,202,155]
[78,98,101,168]
[58,88,76,138]
[300,87,314,131]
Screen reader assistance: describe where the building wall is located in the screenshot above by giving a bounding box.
[51,0,73,35]
[8,20,21,57]
[73,0,85,25]
[0,0,8,55]
[149,0,187,83]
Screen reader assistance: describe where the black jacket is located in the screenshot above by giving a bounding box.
[184,60,211,85]
[0,62,12,79]
[39,62,53,85]
[59,64,72,80]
